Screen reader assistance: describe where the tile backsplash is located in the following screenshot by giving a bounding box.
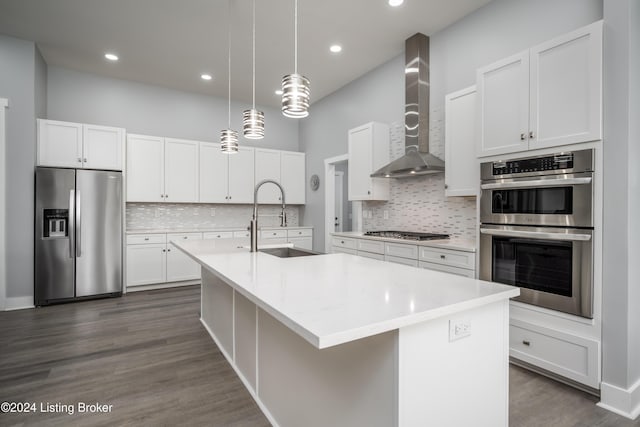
[126,203,299,230]
[362,117,477,241]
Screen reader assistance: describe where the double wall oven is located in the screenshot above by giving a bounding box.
[479,149,594,318]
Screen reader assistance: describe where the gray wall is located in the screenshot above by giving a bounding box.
[299,55,404,251]
[0,35,39,299]
[601,0,640,392]
[47,67,299,150]
[300,0,603,252]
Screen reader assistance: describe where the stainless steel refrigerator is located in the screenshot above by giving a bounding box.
[35,167,123,306]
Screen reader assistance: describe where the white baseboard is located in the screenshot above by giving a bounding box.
[5,296,35,311]
[598,378,640,420]
[126,280,200,293]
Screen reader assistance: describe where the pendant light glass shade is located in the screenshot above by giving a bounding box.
[221,0,238,153]
[282,0,310,119]
[221,129,239,153]
[243,108,265,139]
[282,73,310,118]
[243,0,265,139]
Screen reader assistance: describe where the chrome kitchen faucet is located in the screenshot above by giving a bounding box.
[250,180,287,252]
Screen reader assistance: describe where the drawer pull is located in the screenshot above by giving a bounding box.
[341,240,345,244]
[183,236,188,239]
[522,340,531,346]
[440,255,445,259]
[144,237,149,241]
[273,233,277,236]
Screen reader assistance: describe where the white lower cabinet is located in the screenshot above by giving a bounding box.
[126,232,202,289]
[261,228,314,250]
[331,235,477,277]
[509,319,600,389]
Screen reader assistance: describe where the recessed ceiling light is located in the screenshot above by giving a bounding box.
[104,53,119,61]
[201,74,213,81]
[275,89,284,96]
[388,0,404,6]
[329,44,342,53]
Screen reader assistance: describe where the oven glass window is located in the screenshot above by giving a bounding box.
[491,187,572,215]
[492,237,572,297]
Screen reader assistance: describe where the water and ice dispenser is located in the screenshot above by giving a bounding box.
[42,209,68,238]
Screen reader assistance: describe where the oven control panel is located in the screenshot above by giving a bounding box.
[492,154,574,176]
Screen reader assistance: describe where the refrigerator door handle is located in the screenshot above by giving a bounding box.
[76,190,82,257]
[69,189,75,258]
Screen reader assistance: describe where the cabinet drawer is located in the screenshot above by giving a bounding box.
[509,319,599,388]
[233,230,250,239]
[418,261,475,278]
[332,236,357,250]
[287,228,312,238]
[358,251,385,261]
[261,229,287,239]
[127,234,166,245]
[333,247,358,255]
[385,255,419,267]
[357,239,385,255]
[168,232,203,242]
[418,246,475,270]
[385,242,418,260]
[203,231,234,239]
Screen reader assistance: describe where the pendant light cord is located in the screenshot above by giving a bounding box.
[294,0,298,74]
[227,0,232,128]
[252,0,256,109]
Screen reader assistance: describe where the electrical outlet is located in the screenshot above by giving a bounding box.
[383,210,389,220]
[210,208,216,217]
[449,319,471,342]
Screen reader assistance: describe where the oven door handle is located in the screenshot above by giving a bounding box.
[480,228,592,241]
[480,177,592,190]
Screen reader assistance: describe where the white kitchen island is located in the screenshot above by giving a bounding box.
[173,240,519,427]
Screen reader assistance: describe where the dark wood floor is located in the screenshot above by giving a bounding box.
[0,286,637,427]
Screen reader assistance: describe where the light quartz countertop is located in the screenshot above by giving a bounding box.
[126,225,313,235]
[331,231,476,252]
[173,240,518,349]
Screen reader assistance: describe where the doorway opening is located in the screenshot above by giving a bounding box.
[324,154,361,253]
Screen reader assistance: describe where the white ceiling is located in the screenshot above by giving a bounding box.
[0,0,492,108]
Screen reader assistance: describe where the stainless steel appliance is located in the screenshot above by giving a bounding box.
[479,149,594,318]
[364,231,449,241]
[35,167,122,306]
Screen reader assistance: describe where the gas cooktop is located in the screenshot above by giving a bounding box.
[363,231,450,241]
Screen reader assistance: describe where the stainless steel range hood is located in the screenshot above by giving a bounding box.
[371,33,444,178]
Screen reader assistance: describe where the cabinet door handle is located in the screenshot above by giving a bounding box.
[522,340,531,346]
[162,249,166,252]
[520,133,526,141]
[529,131,535,139]
[83,158,87,162]
[77,157,82,163]
[444,184,448,189]
[367,190,371,195]
[167,248,171,252]
[341,240,345,244]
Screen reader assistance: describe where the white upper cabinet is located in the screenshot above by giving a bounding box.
[476,21,602,157]
[164,138,199,203]
[281,151,306,205]
[445,86,479,197]
[199,142,229,203]
[126,134,165,202]
[200,144,255,204]
[348,122,390,201]
[529,21,603,150]
[255,149,282,204]
[228,146,255,203]
[477,52,530,157]
[254,149,306,205]
[37,119,124,170]
[82,124,124,170]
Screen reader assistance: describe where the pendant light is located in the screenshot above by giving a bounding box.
[221,0,239,153]
[281,0,310,118]
[243,0,265,139]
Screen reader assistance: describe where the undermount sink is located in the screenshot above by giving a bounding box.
[259,247,320,258]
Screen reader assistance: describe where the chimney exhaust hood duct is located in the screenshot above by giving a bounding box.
[371,33,444,178]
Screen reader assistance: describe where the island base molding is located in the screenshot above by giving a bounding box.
[200,268,510,427]
[598,379,640,420]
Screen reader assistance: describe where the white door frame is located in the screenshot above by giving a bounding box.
[324,154,348,253]
[0,98,9,311]
[334,171,344,232]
